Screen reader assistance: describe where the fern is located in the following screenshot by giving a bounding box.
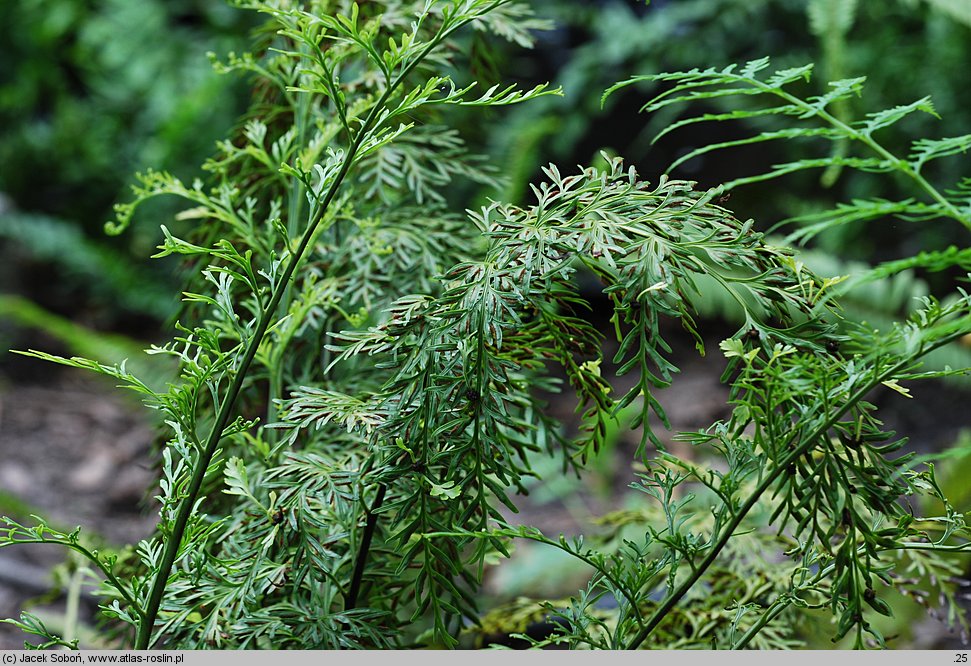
[608,58,971,234]
[10,0,559,649]
[606,57,971,344]
[5,3,971,652]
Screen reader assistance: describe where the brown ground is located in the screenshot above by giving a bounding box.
[0,370,157,649]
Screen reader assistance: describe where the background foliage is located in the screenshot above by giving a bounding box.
[7,0,971,355]
[0,0,252,338]
[3,0,971,651]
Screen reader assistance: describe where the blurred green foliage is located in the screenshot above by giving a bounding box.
[0,0,252,337]
[0,0,250,226]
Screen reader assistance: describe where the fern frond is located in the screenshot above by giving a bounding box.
[356,125,500,204]
[607,59,965,209]
[910,134,971,173]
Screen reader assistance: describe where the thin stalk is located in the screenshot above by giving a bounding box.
[64,565,83,646]
[132,6,508,647]
[815,8,851,189]
[135,104,381,652]
[624,326,968,650]
[5,538,144,619]
[758,83,971,232]
[345,483,388,610]
[731,596,792,649]
[268,67,313,433]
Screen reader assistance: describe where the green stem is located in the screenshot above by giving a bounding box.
[135,105,379,652]
[65,565,82,647]
[731,596,792,649]
[132,5,509,647]
[762,83,971,232]
[623,327,967,650]
[4,539,144,620]
[267,68,313,433]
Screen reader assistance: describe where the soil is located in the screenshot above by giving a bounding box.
[0,368,157,649]
[1,321,970,649]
